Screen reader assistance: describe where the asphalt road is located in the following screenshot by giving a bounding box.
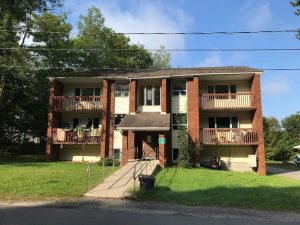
[0,199,300,225]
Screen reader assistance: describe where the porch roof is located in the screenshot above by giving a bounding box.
[117,113,170,131]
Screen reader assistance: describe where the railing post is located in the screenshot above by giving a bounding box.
[87,164,91,192]
[102,159,105,178]
[113,150,115,172]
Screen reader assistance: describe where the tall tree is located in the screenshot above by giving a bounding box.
[291,0,300,39]
[74,7,153,69]
[151,45,171,69]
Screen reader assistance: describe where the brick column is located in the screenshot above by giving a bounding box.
[100,80,115,158]
[187,77,200,163]
[159,133,166,167]
[46,79,62,161]
[161,79,167,113]
[121,131,128,166]
[128,131,135,160]
[251,74,266,175]
[100,80,109,158]
[108,81,115,157]
[129,80,137,113]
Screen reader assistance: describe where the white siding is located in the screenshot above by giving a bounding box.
[172,95,187,113]
[115,97,129,114]
[113,130,123,150]
[59,145,100,162]
[137,105,161,113]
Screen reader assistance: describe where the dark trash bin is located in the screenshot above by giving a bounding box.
[138,174,155,190]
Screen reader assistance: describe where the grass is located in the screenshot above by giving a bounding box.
[131,167,300,212]
[0,155,115,200]
[267,160,300,171]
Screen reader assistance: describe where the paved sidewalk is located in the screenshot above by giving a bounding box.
[84,160,159,199]
[267,166,300,180]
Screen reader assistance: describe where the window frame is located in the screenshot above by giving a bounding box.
[172,113,187,130]
[142,85,161,106]
[74,88,101,97]
[208,116,239,129]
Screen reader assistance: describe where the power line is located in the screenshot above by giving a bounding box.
[2,47,300,52]
[0,29,298,35]
[1,65,300,71]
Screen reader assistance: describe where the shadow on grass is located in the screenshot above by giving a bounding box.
[131,185,300,212]
[0,155,49,167]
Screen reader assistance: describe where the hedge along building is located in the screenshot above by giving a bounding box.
[46,67,266,175]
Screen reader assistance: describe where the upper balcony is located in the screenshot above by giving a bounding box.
[201,128,258,145]
[52,96,103,112]
[199,93,256,110]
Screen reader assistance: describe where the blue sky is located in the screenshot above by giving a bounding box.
[63,0,300,120]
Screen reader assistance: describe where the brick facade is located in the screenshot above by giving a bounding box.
[46,80,63,161]
[129,80,137,113]
[250,74,266,175]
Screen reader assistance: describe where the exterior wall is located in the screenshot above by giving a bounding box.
[59,145,100,162]
[200,146,255,172]
[115,96,129,114]
[171,95,187,113]
[200,111,252,128]
[63,83,103,96]
[61,112,101,128]
[113,130,123,150]
[199,80,250,93]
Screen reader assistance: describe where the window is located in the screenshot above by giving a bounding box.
[172,114,187,130]
[172,79,187,96]
[72,118,100,129]
[74,88,101,96]
[207,85,236,99]
[208,117,238,128]
[140,85,160,106]
[115,82,129,97]
[114,114,125,129]
[113,149,120,159]
[173,148,179,161]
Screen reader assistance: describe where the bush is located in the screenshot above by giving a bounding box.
[98,157,120,166]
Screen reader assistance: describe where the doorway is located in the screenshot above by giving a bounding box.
[135,132,158,159]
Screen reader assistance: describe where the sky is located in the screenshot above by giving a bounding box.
[62,0,299,120]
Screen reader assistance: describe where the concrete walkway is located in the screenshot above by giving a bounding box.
[84,160,159,199]
[267,166,300,180]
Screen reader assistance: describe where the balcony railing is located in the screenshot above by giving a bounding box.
[199,93,256,110]
[52,128,101,144]
[201,128,258,145]
[52,96,103,111]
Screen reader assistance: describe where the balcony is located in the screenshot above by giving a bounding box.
[52,128,101,144]
[201,128,258,145]
[52,96,103,112]
[199,93,256,110]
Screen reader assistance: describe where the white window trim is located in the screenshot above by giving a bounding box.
[74,87,101,96]
[207,84,236,94]
[142,85,161,106]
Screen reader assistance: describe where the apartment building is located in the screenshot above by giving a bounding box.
[46,67,266,175]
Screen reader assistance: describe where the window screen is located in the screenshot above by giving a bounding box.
[209,117,215,128]
[73,118,79,128]
[216,117,230,128]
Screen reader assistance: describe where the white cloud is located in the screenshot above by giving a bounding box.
[198,52,223,67]
[262,76,290,96]
[240,1,272,30]
[198,51,249,67]
[65,0,193,65]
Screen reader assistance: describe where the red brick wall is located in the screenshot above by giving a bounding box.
[121,131,128,166]
[128,131,135,159]
[100,80,115,158]
[129,80,137,113]
[159,133,166,167]
[161,79,167,113]
[46,80,63,161]
[251,74,266,175]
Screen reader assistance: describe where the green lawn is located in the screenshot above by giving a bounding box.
[132,167,300,212]
[267,160,300,171]
[0,155,115,200]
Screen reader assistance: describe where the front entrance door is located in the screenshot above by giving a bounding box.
[136,132,158,159]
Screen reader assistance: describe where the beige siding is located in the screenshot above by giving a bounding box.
[61,112,101,128]
[172,95,187,113]
[200,112,252,128]
[59,145,100,162]
[113,130,123,150]
[199,80,250,93]
[200,146,255,172]
[63,83,103,96]
[115,96,129,114]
